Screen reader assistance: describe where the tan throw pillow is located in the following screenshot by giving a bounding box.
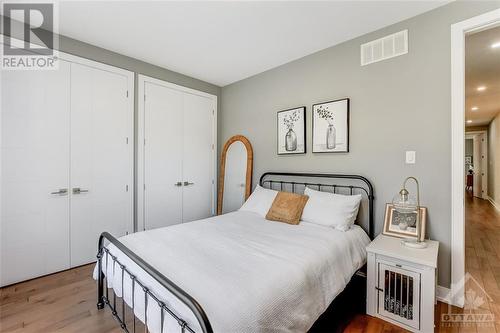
[265,192,309,225]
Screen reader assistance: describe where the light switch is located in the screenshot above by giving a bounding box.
[406,151,416,164]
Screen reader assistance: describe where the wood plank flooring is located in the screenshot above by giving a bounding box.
[458,193,500,333]
[1,194,499,333]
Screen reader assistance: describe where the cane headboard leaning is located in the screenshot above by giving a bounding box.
[259,172,375,239]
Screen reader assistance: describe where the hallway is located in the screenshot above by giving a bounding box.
[461,194,500,332]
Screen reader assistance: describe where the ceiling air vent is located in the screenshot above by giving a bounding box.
[361,30,408,66]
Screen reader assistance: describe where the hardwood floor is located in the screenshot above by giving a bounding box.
[0,265,119,333]
[1,195,499,333]
[459,193,500,333]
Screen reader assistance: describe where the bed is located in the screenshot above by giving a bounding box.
[95,172,375,333]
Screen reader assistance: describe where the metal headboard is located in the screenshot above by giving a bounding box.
[259,172,375,239]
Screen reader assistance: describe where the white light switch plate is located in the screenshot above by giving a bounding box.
[406,151,416,164]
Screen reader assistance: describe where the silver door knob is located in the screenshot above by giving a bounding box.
[183,181,194,186]
[72,187,89,194]
[174,182,182,187]
[51,188,68,195]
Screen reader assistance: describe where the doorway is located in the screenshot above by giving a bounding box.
[464,131,488,199]
[451,9,500,310]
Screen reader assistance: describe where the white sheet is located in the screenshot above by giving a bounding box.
[94,211,370,333]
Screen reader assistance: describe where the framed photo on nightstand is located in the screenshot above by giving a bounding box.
[382,203,427,239]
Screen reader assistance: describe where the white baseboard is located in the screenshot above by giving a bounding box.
[487,196,500,212]
[436,285,452,304]
[436,285,464,307]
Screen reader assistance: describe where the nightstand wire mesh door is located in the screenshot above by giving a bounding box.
[377,262,420,330]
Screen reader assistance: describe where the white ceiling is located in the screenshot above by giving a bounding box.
[465,25,500,127]
[57,1,450,86]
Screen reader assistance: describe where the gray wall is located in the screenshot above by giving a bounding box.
[59,35,220,98]
[220,1,500,288]
[2,18,220,99]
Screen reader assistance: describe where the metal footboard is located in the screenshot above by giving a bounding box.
[96,232,213,333]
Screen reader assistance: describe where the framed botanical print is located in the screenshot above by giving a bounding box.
[277,107,306,155]
[383,203,427,240]
[312,98,349,153]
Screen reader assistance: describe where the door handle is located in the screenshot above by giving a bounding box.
[174,182,183,187]
[183,181,194,186]
[51,188,68,195]
[72,187,89,194]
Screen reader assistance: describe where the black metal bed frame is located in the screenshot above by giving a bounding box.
[259,172,374,239]
[96,172,375,333]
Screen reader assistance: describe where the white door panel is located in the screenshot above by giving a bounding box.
[70,63,131,267]
[143,83,183,230]
[182,93,214,222]
[472,135,483,198]
[1,62,71,286]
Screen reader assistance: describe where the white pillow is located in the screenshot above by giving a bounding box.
[301,187,362,231]
[239,185,278,217]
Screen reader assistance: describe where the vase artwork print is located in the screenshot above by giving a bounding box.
[312,98,349,153]
[277,107,306,155]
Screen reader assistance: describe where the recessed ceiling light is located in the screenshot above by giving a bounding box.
[477,86,487,91]
[471,106,479,111]
[492,41,500,49]
[467,120,473,123]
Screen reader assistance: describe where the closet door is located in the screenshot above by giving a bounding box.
[1,62,71,286]
[182,93,215,222]
[143,82,183,230]
[70,62,132,266]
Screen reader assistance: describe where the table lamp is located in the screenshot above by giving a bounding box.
[392,176,427,249]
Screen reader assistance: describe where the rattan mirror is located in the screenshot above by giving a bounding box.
[217,135,253,215]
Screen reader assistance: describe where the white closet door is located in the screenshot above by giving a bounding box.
[70,62,132,266]
[182,93,215,222]
[143,83,183,230]
[1,62,71,286]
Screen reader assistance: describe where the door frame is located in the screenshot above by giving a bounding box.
[465,130,488,199]
[137,74,218,231]
[450,8,500,308]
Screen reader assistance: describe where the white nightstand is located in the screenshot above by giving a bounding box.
[366,235,439,333]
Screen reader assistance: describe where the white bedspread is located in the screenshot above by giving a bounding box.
[94,211,370,333]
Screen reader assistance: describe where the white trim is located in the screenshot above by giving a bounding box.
[436,285,452,305]
[488,197,500,212]
[137,74,218,231]
[451,8,500,309]
[137,75,146,231]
